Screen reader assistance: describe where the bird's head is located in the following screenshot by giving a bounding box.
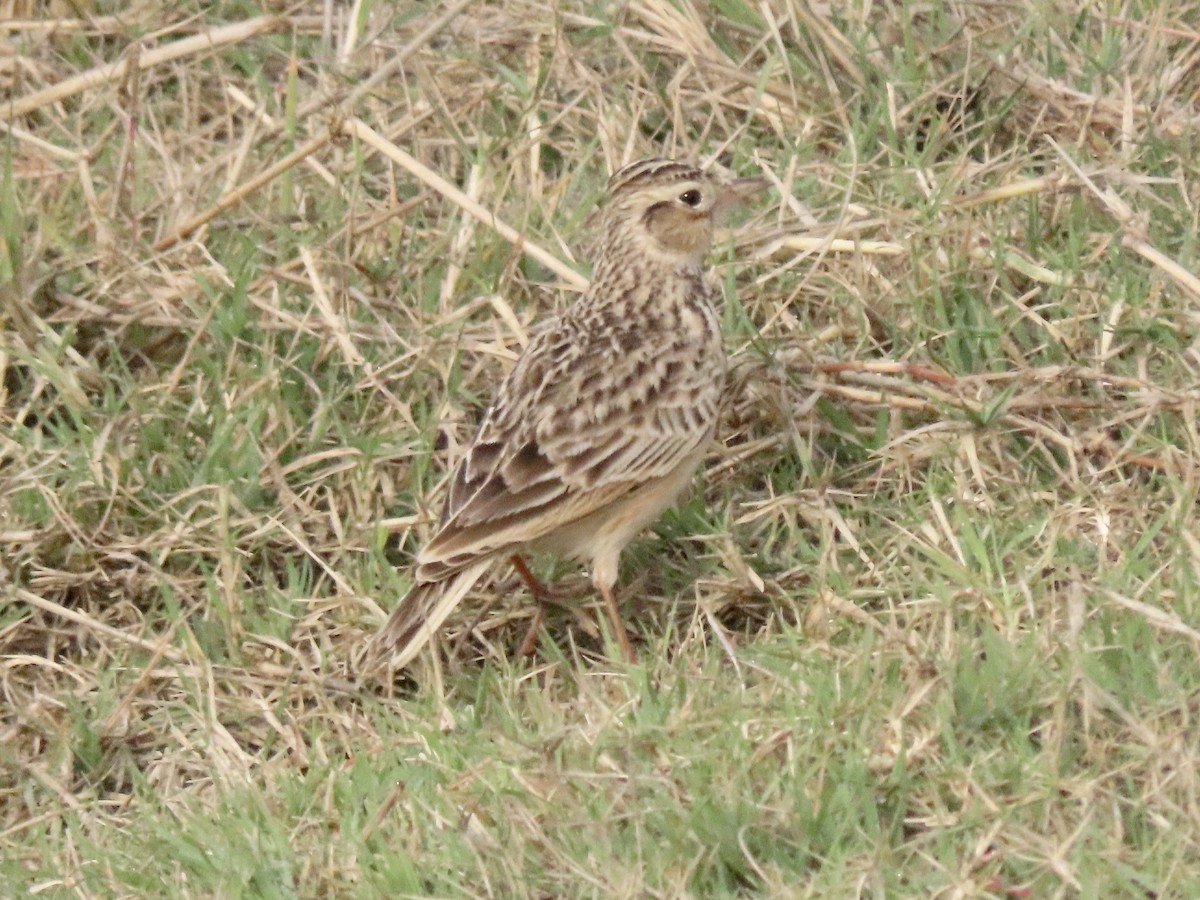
[594,158,766,269]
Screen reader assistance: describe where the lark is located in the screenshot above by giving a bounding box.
[378,158,765,668]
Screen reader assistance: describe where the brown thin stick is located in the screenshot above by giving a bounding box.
[284,0,478,130]
[813,381,932,411]
[350,192,433,237]
[14,587,186,662]
[1107,591,1200,644]
[951,174,1072,208]
[1106,16,1200,41]
[797,366,1091,456]
[301,246,365,366]
[1046,137,1200,301]
[158,96,438,252]
[757,235,905,257]
[341,117,590,291]
[2,17,288,121]
[813,360,957,386]
[0,120,83,162]
[1,16,130,33]
[336,0,477,114]
[225,84,339,188]
[153,130,332,251]
[1120,237,1200,301]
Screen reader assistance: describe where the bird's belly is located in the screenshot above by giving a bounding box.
[528,446,706,565]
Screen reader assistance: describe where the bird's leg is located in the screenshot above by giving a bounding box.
[597,580,637,664]
[455,556,551,658]
[510,554,590,602]
[511,554,601,655]
[511,554,559,656]
[516,603,544,657]
[511,554,554,600]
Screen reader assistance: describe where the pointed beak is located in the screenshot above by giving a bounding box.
[714,175,770,223]
[729,176,771,199]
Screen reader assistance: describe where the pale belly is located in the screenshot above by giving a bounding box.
[528,445,707,587]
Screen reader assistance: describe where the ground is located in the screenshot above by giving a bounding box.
[2,0,1200,896]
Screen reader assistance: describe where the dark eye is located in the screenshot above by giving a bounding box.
[678,189,702,207]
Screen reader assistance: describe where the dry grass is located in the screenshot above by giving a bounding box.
[3,0,1200,895]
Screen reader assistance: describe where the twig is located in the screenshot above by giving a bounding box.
[812,359,957,386]
[225,85,340,188]
[0,120,84,163]
[755,235,905,258]
[1107,591,1200,645]
[336,0,477,113]
[952,174,1072,208]
[153,130,333,251]
[2,17,287,121]
[301,246,366,367]
[340,117,590,291]
[1046,137,1200,301]
[0,15,133,33]
[13,587,186,662]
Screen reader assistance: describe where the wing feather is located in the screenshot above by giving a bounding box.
[419,295,723,577]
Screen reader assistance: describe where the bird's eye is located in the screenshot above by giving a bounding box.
[678,189,702,207]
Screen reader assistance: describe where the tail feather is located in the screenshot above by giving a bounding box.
[376,560,492,669]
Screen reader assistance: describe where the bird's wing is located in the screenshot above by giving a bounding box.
[375,558,492,665]
[416,307,722,581]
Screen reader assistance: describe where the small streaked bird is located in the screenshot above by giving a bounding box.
[378,157,766,668]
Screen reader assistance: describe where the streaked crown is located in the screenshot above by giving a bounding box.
[606,158,707,197]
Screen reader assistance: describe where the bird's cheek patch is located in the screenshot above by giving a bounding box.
[641,200,671,230]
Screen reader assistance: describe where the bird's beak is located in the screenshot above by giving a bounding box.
[729,176,771,199]
[714,176,770,223]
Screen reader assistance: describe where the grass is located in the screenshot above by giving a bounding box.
[3,0,1200,896]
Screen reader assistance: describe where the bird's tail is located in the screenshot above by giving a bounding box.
[373,560,492,669]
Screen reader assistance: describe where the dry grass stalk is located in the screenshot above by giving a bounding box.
[2,16,291,121]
